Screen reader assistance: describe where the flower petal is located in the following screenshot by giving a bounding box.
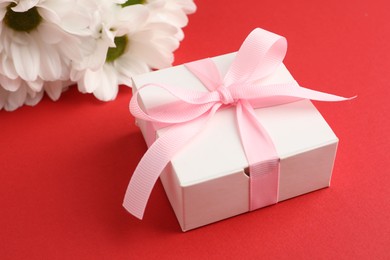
[57,6,93,36]
[79,68,102,93]
[25,88,43,106]
[129,39,174,69]
[11,0,40,12]
[36,3,61,24]
[102,26,116,48]
[37,22,64,44]
[92,65,118,101]
[26,78,43,92]
[0,74,21,91]
[37,41,62,81]
[117,5,149,33]
[0,3,8,20]
[4,83,27,111]
[44,80,64,101]
[115,55,149,85]
[82,40,108,71]
[57,37,82,63]
[0,56,18,79]
[0,86,8,110]
[10,34,40,81]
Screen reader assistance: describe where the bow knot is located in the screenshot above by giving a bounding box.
[215,86,235,105]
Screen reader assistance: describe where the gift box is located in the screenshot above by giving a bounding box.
[123,28,349,231]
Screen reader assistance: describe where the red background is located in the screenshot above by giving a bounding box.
[1,1,389,259]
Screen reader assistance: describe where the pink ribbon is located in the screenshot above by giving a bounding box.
[123,28,352,219]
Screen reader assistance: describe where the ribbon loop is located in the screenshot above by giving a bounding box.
[224,28,287,85]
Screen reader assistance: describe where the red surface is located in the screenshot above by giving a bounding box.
[1,1,389,259]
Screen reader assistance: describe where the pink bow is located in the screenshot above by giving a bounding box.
[123,28,351,219]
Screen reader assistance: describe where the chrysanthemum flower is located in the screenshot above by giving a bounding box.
[0,0,196,111]
[0,0,92,110]
[72,1,181,101]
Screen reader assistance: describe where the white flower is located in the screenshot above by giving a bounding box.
[0,0,93,110]
[0,0,196,110]
[0,0,91,82]
[72,1,181,101]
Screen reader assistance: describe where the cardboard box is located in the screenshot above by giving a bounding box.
[131,52,338,231]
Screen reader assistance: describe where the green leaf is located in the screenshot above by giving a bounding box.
[121,0,146,8]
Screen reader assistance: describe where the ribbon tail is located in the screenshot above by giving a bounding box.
[292,85,356,102]
[243,83,354,102]
[236,100,280,211]
[123,104,221,219]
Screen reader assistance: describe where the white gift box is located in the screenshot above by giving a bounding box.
[131,53,338,231]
